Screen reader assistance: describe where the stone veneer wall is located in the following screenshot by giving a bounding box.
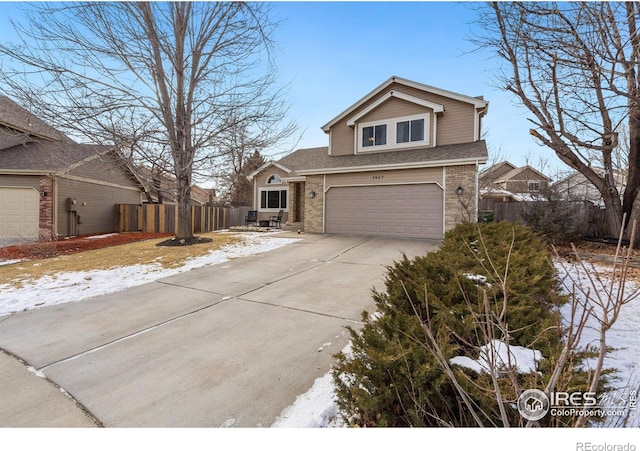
[303,175,324,233]
[444,164,478,231]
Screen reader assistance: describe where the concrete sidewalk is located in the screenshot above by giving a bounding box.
[0,233,437,427]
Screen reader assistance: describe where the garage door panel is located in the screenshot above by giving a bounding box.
[0,188,40,239]
[326,184,443,239]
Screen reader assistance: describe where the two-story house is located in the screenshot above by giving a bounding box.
[248,76,489,239]
[480,161,551,202]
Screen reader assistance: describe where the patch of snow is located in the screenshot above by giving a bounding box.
[272,372,343,428]
[449,339,542,374]
[83,233,119,240]
[0,259,23,267]
[27,366,47,379]
[0,233,299,317]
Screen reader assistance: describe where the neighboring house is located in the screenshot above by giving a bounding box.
[135,165,215,206]
[554,169,626,207]
[480,161,551,202]
[248,76,489,239]
[0,95,145,240]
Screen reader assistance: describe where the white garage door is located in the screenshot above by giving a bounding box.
[0,187,40,240]
[325,184,443,239]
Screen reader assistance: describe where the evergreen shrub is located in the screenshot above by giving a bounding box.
[332,222,596,427]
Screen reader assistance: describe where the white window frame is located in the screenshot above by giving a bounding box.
[357,113,430,152]
[258,187,289,212]
[528,181,541,192]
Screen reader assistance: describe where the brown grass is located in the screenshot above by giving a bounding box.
[0,232,243,288]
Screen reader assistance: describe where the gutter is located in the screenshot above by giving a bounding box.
[295,157,488,176]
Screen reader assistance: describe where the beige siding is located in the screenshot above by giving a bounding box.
[0,174,40,190]
[253,166,290,223]
[68,152,138,187]
[326,167,443,188]
[329,81,478,154]
[360,97,429,123]
[56,178,142,236]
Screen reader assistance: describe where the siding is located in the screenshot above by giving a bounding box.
[253,166,290,223]
[67,151,137,187]
[329,82,478,155]
[0,174,41,190]
[57,178,142,236]
[325,167,443,188]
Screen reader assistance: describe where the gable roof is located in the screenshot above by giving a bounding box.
[0,95,72,144]
[479,161,517,181]
[322,75,489,132]
[497,165,551,183]
[270,140,488,177]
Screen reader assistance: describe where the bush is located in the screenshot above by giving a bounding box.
[333,222,599,427]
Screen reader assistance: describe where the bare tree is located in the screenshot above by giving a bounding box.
[0,2,291,241]
[473,2,640,240]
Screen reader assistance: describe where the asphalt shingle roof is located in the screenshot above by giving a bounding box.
[0,141,110,173]
[276,140,488,175]
[0,95,71,143]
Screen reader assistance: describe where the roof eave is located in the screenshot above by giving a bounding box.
[295,157,488,176]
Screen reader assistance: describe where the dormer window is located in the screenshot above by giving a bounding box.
[358,114,430,152]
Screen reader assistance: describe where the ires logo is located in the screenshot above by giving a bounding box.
[517,390,598,421]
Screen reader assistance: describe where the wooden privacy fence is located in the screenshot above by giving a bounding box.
[478,199,607,236]
[116,204,251,234]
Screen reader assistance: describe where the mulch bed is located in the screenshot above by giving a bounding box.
[0,232,174,261]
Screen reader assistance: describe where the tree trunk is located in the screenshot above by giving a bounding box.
[176,176,193,241]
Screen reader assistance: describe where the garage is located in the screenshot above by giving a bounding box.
[0,187,40,240]
[325,183,443,239]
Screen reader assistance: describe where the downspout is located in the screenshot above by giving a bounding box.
[52,176,58,238]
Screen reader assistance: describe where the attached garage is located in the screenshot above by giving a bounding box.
[0,187,40,240]
[325,183,443,239]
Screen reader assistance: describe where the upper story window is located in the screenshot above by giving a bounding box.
[362,124,387,148]
[267,174,282,184]
[528,181,540,192]
[396,118,425,143]
[358,114,429,152]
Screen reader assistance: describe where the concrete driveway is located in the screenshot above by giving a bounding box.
[0,233,438,427]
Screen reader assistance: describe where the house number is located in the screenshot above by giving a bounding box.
[373,175,384,180]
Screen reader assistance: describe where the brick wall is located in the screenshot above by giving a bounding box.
[444,164,478,231]
[303,175,324,233]
[39,176,54,240]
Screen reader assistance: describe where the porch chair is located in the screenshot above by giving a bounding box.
[245,210,258,226]
[269,209,284,228]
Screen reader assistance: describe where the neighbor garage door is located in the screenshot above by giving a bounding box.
[0,187,40,240]
[325,184,443,239]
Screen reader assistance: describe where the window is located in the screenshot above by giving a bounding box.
[358,114,429,152]
[528,181,540,192]
[260,189,287,210]
[267,174,282,184]
[362,124,387,147]
[396,119,425,143]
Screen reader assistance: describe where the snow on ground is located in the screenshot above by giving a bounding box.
[272,258,640,428]
[2,232,638,428]
[0,232,299,317]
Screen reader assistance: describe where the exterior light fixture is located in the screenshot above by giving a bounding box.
[310,191,316,198]
[456,186,464,196]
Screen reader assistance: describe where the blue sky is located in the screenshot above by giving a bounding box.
[0,2,556,174]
